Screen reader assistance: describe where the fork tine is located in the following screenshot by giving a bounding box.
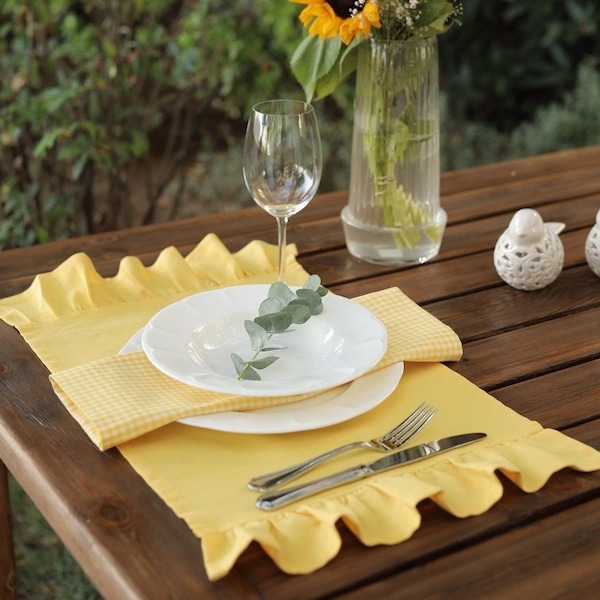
[384,402,427,434]
[381,402,429,438]
[387,405,437,447]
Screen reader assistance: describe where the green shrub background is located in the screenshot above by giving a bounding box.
[1,0,600,249]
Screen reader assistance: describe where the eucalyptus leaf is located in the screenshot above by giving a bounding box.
[281,302,312,324]
[311,302,324,316]
[295,288,322,313]
[239,365,261,380]
[289,297,312,311]
[249,356,280,369]
[231,353,247,375]
[232,352,261,380]
[268,282,296,304]
[303,274,321,291]
[259,297,284,316]
[244,319,267,351]
[254,311,293,333]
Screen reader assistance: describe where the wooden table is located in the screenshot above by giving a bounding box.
[1,145,600,599]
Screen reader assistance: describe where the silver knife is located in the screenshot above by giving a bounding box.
[256,432,486,511]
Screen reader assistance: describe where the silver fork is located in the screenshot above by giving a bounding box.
[248,402,437,492]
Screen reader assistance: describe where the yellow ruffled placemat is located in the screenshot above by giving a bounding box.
[1,234,599,581]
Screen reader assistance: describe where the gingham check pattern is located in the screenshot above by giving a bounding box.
[50,287,462,449]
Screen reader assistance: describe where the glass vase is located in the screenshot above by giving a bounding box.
[341,36,445,266]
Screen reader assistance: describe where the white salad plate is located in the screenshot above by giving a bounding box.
[140,284,388,398]
[121,329,403,434]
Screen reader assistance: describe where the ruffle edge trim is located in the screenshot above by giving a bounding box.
[199,427,600,580]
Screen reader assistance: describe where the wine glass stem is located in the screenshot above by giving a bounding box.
[276,215,289,282]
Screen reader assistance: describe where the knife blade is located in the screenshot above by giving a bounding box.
[256,432,486,511]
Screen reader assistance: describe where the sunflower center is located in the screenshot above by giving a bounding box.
[329,0,368,19]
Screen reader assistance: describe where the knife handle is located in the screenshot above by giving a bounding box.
[256,465,368,511]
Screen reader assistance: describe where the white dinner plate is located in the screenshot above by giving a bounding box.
[140,284,388,398]
[121,329,403,433]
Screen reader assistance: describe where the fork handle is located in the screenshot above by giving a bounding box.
[256,465,369,510]
[247,440,366,491]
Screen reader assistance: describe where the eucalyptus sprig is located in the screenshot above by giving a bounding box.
[231,275,328,381]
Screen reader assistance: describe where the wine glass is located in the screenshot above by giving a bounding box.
[243,99,322,281]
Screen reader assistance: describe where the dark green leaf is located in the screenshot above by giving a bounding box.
[130,129,149,157]
[71,153,88,180]
[40,87,74,113]
[290,35,341,102]
[33,128,65,158]
[314,39,359,100]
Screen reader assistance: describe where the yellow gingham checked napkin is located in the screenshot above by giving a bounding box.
[49,287,463,449]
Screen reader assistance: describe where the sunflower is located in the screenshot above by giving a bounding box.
[291,0,381,45]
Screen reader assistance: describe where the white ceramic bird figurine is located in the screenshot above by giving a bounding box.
[585,208,600,278]
[494,208,565,291]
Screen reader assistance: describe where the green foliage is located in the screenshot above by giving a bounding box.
[232,276,328,381]
[510,60,600,156]
[9,476,101,598]
[441,60,600,171]
[0,0,301,249]
[290,35,346,102]
[439,0,600,130]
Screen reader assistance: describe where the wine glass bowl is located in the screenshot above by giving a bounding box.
[243,99,322,281]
